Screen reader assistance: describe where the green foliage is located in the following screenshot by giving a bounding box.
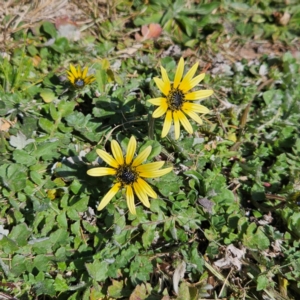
[1,1,300,299]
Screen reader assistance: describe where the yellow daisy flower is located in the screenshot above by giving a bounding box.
[87,136,173,215]
[67,64,95,88]
[148,57,214,140]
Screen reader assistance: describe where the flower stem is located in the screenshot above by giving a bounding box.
[148,113,154,140]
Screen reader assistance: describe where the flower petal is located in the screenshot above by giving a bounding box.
[183,110,203,125]
[136,161,165,173]
[85,75,95,84]
[182,73,205,92]
[70,64,77,77]
[96,149,119,168]
[179,62,199,92]
[161,110,172,138]
[77,65,82,78]
[132,146,152,167]
[152,101,168,118]
[173,111,181,140]
[177,110,193,134]
[87,167,116,177]
[67,71,75,80]
[148,97,166,106]
[154,77,170,96]
[185,90,214,100]
[137,178,157,198]
[133,180,150,208]
[97,182,121,211]
[126,136,136,165]
[139,167,173,178]
[160,66,170,87]
[67,76,75,84]
[182,102,210,114]
[111,140,124,165]
[173,57,184,89]
[126,185,136,215]
[82,67,88,79]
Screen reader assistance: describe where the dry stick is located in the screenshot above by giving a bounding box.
[204,261,240,294]
[218,267,233,298]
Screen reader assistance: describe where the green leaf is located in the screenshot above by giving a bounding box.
[107,280,124,299]
[9,223,31,246]
[189,2,219,15]
[0,235,18,254]
[257,274,268,291]
[56,212,68,229]
[49,229,69,249]
[70,179,82,194]
[32,141,60,160]
[95,69,107,92]
[11,255,29,277]
[40,89,56,103]
[30,170,43,185]
[50,37,69,53]
[70,195,89,212]
[178,281,190,300]
[34,278,56,296]
[57,99,76,117]
[142,225,156,248]
[41,21,57,38]
[129,256,152,284]
[33,254,52,272]
[0,164,27,192]
[39,118,54,133]
[27,45,39,56]
[85,260,109,281]
[54,274,69,292]
[139,140,162,160]
[13,149,37,166]
[243,224,270,250]
[49,102,60,120]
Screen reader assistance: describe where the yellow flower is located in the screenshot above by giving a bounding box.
[67,64,95,88]
[148,57,214,140]
[87,136,173,215]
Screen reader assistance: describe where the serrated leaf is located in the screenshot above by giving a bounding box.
[54,274,69,292]
[32,141,60,159]
[0,235,18,254]
[85,260,109,281]
[9,131,35,149]
[9,223,31,246]
[0,164,27,192]
[13,149,37,166]
[107,280,124,299]
[34,278,56,296]
[257,274,268,291]
[142,225,155,248]
[129,256,152,284]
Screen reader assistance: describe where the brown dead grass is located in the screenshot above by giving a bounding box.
[0,0,94,46]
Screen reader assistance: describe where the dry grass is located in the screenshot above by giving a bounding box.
[0,0,91,46]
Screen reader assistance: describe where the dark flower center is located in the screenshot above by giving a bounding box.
[117,165,137,185]
[168,88,185,111]
[75,79,85,87]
